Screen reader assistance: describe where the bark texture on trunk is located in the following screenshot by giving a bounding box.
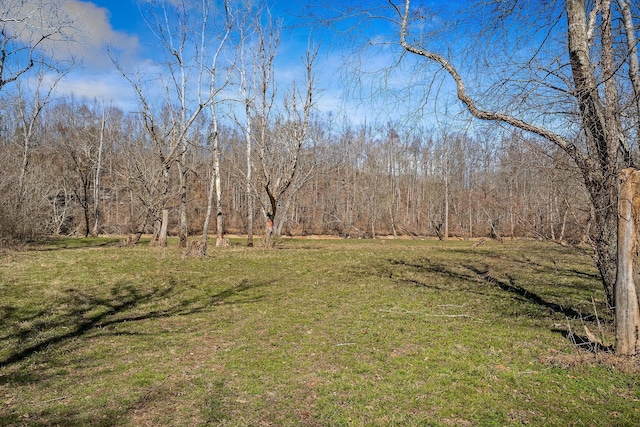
[158,208,169,247]
[178,161,188,249]
[566,0,620,308]
[615,168,640,355]
[154,164,171,247]
[214,145,227,247]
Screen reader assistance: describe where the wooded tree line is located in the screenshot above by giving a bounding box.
[0,95,590,244]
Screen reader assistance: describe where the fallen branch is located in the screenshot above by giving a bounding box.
[29,396,70,405]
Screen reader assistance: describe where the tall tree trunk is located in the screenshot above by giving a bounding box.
[263,190,276,248]
[200,119,219,255]
[615,168,640,355]
[92,109,106,237]
[200,159,216,255]
[201,121,228,253]
[246,103,254,247]
[444,165,449,240]
[159,208,169,247]
[214,139,227,247]
[178,160,188,249]
[155,164,170,247]
[82,179,90,238]
[566,0,619,308]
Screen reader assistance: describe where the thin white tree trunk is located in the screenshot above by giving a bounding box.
[444,165,449,240]
[246,102,254,247]
[214,125,227,247]
[92,108,107,237]
[200,152,216,254]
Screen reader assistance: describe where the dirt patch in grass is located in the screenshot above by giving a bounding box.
[540,350,640,374]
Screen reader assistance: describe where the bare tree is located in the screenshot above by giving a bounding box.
[91,105,110,237]
[236,9,258,247]
[0,0,75,92]
[112,0,220,248]
[198,1,233,255]
[249,14,280,247]
[393,0,640,353]
[0,0,76,242]
[252,37,317,248]
[14,66,69,221]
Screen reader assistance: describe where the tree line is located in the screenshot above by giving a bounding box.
[0,0,591,250]
[0,94,590,245]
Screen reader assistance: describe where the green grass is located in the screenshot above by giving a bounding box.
[0,237,638,426]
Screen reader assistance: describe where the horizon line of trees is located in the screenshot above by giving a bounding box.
[0,96,590,244]
[0,0,593,250]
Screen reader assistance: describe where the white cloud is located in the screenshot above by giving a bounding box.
[54,1,143,110]
[2,0,144,110]
[2,0,139,68]
[63,1,140,68]
[52,71,139,110]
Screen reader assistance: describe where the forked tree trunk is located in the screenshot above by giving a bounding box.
[615,168,640,355]
[200,129,228,255]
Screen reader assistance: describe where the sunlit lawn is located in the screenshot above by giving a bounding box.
[0,237,638,426]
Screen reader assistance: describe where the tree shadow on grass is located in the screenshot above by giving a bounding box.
[387,258,479,292]
[387,257,590,320]
[552,328,613,353]
[17,237,124,252]
[0,278,267,370]
[387,257,613,353]
[463,265,584,320]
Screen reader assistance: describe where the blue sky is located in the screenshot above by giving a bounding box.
[89,0,144,33]
[36,0,465,125]
[48,0,355,116]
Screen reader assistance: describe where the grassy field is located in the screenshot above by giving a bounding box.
[0,237,638,426]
